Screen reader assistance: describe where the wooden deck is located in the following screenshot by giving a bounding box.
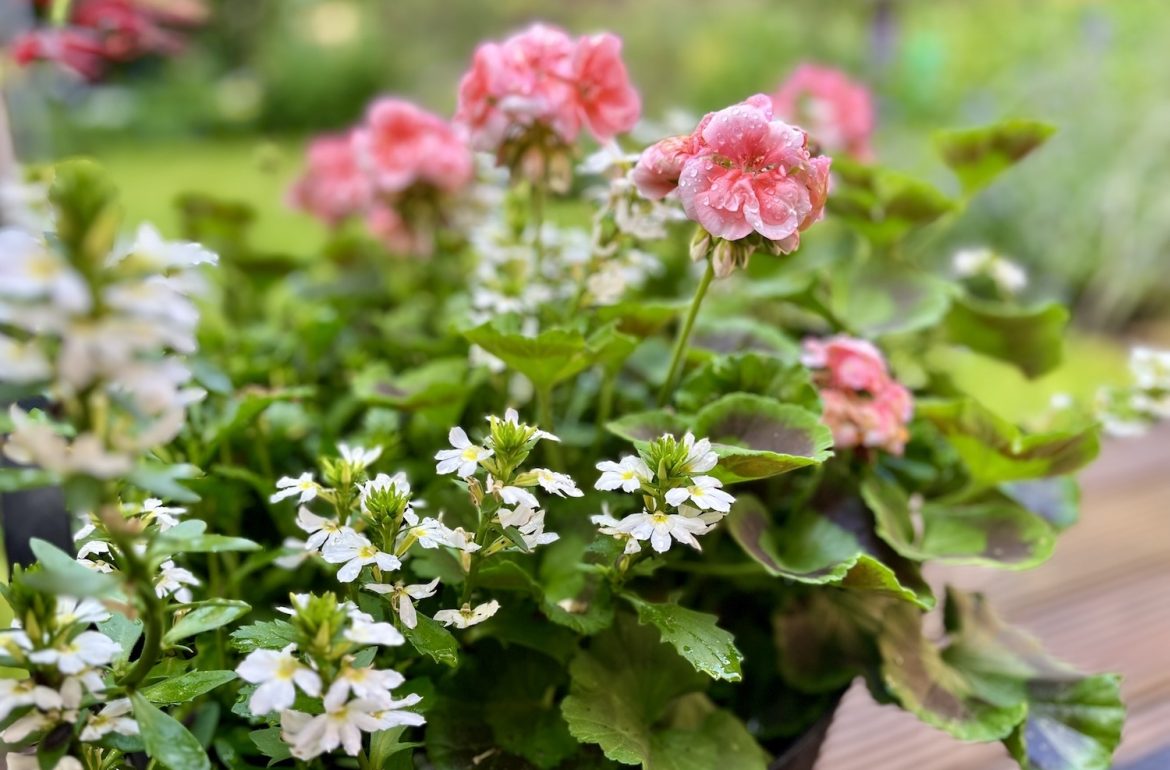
[816,424,1170,769]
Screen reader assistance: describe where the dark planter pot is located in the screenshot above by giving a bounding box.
[768,701,837,770]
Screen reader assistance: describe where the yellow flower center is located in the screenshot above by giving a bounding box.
[461,447,480,461]
[276,657,300,680]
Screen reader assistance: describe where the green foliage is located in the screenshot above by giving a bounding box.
[626,595,744,682]
[23,539,119,598]
[935,120,1057,196]
[828,161,956,244]
[131,692,212,770]
[944,296,1068,378]
[164,601,252,645]
[140,671,238,704]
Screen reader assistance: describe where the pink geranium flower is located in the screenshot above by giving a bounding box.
[353,98,474,195]
[802,335,913,455]
[634,94,830,253]
[288,133,372,227]
[771,64,875,160]
[455,24,640,153]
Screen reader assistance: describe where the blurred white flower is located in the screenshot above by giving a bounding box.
[155,560,200,603]
[0,335,51,383]
[79,698,139,742]
[271,472,320,504]
[295,507,347,550]
[27,631,121,675]
[339,443,383,471]
[344,610,405,647]
[236,644,322,716]
[434,600,500,629]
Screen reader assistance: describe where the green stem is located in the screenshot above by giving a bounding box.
[535,386,565,468]
[50,0,74,25]
[530,180,546,277]
[593,370,616,451]
[658,259,715,405]
[111,529,164,691]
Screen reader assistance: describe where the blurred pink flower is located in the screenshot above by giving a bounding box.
[635,94,830,250]
[456,23,640,152]
[354,98,474,194]
[11,28,107,81]
[288,133,371,227]
[771,64,875,160]
[802,335,913,455]
[365,204,432,257]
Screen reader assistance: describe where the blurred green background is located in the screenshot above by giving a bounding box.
[11,0,1170,337]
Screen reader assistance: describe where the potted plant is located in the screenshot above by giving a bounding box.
[3,20,1156,770]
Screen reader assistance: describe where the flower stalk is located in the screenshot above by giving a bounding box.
[659,257,715,405]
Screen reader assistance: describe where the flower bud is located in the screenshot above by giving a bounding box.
[689,228,713,262]
[547,149,574,194]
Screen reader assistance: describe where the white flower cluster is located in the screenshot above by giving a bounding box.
[952,247,1028,295]
[0,220,216,478]
[592,432,734,554]
[0,597,136,751]
[235,595,423,761]
[73,497,202,601]
[1095,346,1170,437]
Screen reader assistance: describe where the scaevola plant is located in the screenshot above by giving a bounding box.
[3,27,1130,770]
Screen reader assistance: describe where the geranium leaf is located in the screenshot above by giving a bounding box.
[944,296,1068,378]
[648,699,768,770]
[862,474,1056,569]
[691,318,800,360]
[606,409,689,445]
[831,261,953,337]
[935,120,1056,196]
[354,358,481,411]
[1002,477,1080,531]
[483,652,578,769]
[625,595,743,682]
[131,692,211,770]
[1004,675,1124,770]
[464,322,592,390]
[692,394,832,483]
[918,398,1100,482]
[561,614,709,765]
[829,161,956,244]
[676,353,819,414]
[595,300,684,338]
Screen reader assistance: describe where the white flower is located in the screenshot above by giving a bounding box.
[434,427,493,477]
[271,472,319,504]
[517,510,559,549]
[664,475,735,513]
[442,526,481,553]
[434,600,500,629]
[680,433,718,474]
[591,506,642,554]
[359,472,411,512]
[952,247,1027,294]
[612,510,710,553]
[155,560,200,603]
[339,443,383,471]
[496,407,560,442]
[79,698,139,742]
[595,456,652,492]
[1131,346,1170,391]
[0,335,51,384]
[326,665,405,705]
[27,631,121,674]
[54,597,109,626]
[531,468,583,498]
[399,510,451,550]
[364,578,439,629]
[119,223,218,271]
[489,475,539,508]
[275,537,313,569]
[344,610,405,647]
[236,643,322,715]
[7,754,83,770]
[2,407,132,478]
[138,498,186,530]
[990,259,1028,293]
[322,531,402,583]
[0,229,91,312]
[280,686,423,761]
[295,507,347,550]
[0,679,63,722]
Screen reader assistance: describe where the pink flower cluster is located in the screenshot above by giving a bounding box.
[802,336,913,455]
[12,0,206,81]
[633,94,830,256]
[456,23,641,153]
[289,98,474,256]
[771,64,875,161]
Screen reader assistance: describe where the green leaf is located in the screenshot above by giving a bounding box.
[164,600,251,645]
[403,614,459,667]
[831,261,952,336]
[229,619,297,653]
[944,296,1068,379]
[676,353,819,414]
[354,358,481,410]
[24,538,119,598]
[692,394,833,483]
[587,322,640,374]
[829,161,956,244]
[935,120,1057,196]
[249,726,291,764]
[141,671,238,704]
[483,652,578,769]
[131,691,211,770]
[1004,675,1124,770]
[774,590,878,693]
[1002,477,1080,531]
[918,398,1100,483]
[595,300,684,338]
[648,698,768,770]
[606,409,689,445]
[98,612,142,664]
[201,386,314,448]
[0,467,56,492]
[727,494,933,608]
[464,322,592,390]
[625,596,743,682]
[561,614,709,765]
[479,558,616,635]
[153,520,259,556]
[369,726,420,769]
[128,463,203,504]
[691,318,800,360]
[863,474,1056,569]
